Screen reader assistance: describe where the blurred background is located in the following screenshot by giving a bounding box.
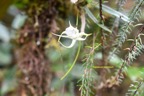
[0,0,144,96]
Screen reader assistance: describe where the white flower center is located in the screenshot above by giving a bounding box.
[65,26,79,37]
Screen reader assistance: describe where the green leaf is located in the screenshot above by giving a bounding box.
[127,67,144,81]
[84,7,112,33]
[0,24,10,42]
[109,54,122,67]
[86,0,93,3]
[1,67,17,95]
[95,4,130,22]
[0,43,11,65]
[0,50,11,65]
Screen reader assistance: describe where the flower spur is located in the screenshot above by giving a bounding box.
[52,22,91,48]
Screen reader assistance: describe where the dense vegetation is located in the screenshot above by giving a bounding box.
[0,0,144,96]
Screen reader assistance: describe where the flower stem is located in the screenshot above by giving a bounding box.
[61,42,81,80]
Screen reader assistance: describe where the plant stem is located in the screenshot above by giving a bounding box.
[61,42,81,80]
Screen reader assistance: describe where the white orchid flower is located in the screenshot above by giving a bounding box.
[52,22,91,48]
[70,0,78,3]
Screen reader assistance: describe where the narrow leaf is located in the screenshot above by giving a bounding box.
[95,4,130,22]
[84,7,112,33]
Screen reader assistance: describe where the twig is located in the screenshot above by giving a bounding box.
[99,0,105,65]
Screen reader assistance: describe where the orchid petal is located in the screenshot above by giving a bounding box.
[82,32,92,36]
[52,32,70,38]
[76,37,86,41]
[59,40,77,48]
[52,33,76,39]
[58,31,67,42]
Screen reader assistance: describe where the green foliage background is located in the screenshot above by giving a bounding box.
[0,0,144,96]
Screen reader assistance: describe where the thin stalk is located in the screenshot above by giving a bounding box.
[99,0,105,65]
[132,81,142,96]
[61,42,81,80]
